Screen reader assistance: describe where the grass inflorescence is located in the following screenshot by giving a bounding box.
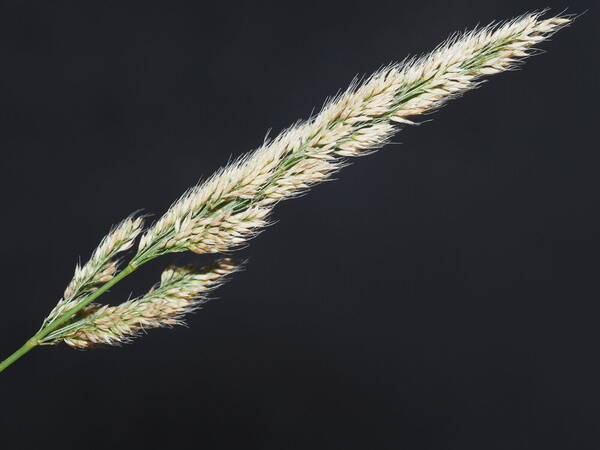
[0,11,573,372]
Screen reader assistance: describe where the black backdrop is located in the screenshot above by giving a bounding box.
[0,1,598,449]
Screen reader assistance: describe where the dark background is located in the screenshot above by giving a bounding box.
[0,1,597,448]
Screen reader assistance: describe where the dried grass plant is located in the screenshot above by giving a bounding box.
[0,11,573,372]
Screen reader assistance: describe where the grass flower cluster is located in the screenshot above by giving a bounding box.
[43,259,238,348]
[0,11,572,372]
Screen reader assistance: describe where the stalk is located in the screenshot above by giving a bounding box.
[0,264,137,372]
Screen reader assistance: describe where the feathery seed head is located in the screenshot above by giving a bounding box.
[64,215,144,300]
[133,12,570,265]
[43,215,144,327]
[44,258,239,348]
[26,11,573,362]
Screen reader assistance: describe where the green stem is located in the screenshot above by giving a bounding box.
[0,263,138,373]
